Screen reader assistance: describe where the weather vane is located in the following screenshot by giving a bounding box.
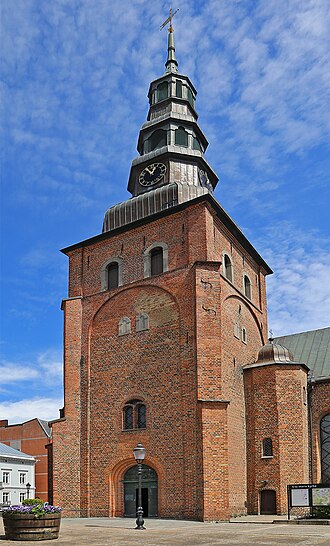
[160,7,179,32]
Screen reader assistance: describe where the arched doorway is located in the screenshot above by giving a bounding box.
[260,490,276,515]
[123,464,158,517]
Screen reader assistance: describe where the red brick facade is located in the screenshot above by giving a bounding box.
[50,196,295,520]
[0,419,51,501]
[244,365,309,514]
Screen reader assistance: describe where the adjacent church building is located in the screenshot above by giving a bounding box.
[50,23,329,520]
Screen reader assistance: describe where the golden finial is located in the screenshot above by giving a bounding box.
[160,7,179,33]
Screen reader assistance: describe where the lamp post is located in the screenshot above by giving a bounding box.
[26,482,31,500]
[133,443,146,530]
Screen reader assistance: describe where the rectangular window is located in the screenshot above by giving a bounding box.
[302,386,307,405]
[19,473,26,485]
[20,492,26,503]
[176,80,182,98]
[2,471,10,484]
[262,438,273,457]
[2,492,10,503]
[107,263,119,289]
[150,248,163,276]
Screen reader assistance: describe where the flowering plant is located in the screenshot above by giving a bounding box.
[3,501,62,519]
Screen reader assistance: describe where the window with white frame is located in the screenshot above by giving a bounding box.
[2,471,10,484]
[19,472,27,485]
[2,492,10,503]
[136,313,149,332]
[118,317,131,336]
[144,242,168,278]
[262,437,273,457]
[20,492,26,503]
[101,257,123,291]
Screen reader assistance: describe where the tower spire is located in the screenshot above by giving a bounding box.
[160,8,179,74]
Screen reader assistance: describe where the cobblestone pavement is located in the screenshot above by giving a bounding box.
[1,517,330,545]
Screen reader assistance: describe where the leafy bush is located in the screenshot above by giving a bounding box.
[22,498,44,506]
[313,506,330,519]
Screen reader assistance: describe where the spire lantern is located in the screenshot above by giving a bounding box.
[160,8,179,74]
[102,8,219,234]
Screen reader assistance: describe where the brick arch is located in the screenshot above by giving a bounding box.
[91,282,180,326]
[223,294,265,345]
[108,455,164,517]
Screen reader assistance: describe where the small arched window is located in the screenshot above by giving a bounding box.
[101,257,123,291]
[144,242,168,278]
[192,137,202,151]
[123,399,146,430]
[107,262,119,289]
[150,247,163,276]
[242,327,247,344]
[149,129,167,152]
[176,80,183,98]
[224,254,233,283]
[136,313,149,332]
[123,405,133,429]
[262,438,273,457]
[175,126,188,147]
[118,317,131,336]
[244,275,252,300]
[157,81,168,102]
[137,403,146,428]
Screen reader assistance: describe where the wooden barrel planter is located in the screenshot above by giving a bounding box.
[2,512,61,541]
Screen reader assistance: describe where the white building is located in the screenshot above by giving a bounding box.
[0,442,35,506]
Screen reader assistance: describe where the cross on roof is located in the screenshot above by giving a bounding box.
[160,7,179,32]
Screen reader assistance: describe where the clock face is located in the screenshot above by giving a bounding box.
[139,163,166,186]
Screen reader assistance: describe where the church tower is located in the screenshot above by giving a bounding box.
[102,16,217,233]
[50,17,307,520]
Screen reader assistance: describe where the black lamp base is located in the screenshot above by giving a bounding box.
[135,506,146,530]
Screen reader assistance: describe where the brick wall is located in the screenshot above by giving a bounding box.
[0,419,50,502]
[244,365,309,514]
[51,198,273,520]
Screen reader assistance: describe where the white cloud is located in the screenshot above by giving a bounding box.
[0,350,62,386]
[0,363,39,383]
[0,397,62,425]
[257,224,330,336]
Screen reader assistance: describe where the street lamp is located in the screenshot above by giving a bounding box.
[133,443,146,530]
[26,483,31,500]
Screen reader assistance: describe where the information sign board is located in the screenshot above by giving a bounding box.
[291,488,309,507]
[287,483,330,519]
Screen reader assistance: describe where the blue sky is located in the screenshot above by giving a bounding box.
[1,0,329,424]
